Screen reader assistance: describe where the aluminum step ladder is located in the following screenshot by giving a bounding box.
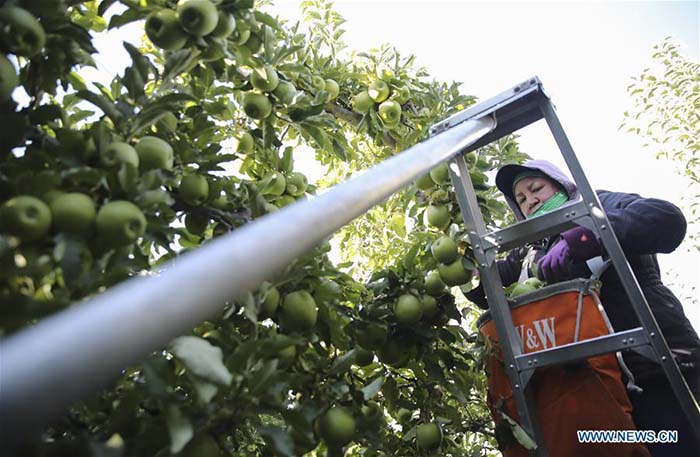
[429,76,700,456]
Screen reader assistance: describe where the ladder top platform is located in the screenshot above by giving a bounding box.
[430,76,550,152]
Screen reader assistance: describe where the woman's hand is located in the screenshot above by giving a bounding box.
[537,239,571,283]
[538,226,599,282]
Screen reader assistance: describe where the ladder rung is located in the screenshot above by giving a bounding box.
[480,200,590,252]
[515,327,650,372]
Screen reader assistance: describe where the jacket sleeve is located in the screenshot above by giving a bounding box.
[597,190,687,255]
[465,247,526,309]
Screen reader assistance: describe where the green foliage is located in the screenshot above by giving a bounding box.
[0,0,530,456]
[622,37,700,184]
[621,37,700,251]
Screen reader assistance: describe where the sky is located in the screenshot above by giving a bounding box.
[87,1,699,329]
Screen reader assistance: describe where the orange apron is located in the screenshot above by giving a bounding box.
[478,279,650,456]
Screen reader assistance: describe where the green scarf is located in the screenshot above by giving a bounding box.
[527,191,568,218]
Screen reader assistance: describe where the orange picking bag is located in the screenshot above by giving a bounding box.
[477,279,650,457]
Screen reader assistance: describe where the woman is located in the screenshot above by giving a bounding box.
[467,159,700,456]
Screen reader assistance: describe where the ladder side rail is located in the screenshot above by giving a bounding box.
[450,154,549,456]
[538,99,700,435]
[0,117,496,447]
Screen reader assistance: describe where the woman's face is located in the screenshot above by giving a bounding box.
[513,176,561,217]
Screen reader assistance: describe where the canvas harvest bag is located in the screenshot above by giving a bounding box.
[477,279,650,456]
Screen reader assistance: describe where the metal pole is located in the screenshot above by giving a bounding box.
[0,117,495,445]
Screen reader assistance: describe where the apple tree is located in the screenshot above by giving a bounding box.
[0,0,528,456]
[621,37,700,249]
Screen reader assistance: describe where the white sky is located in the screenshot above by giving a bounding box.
[86,1,699,330]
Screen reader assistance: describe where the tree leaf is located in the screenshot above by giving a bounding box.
[169,336,233,386]
[166,404,194,454]
[362,375,385,400]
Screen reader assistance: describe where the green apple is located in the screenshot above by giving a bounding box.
[352,91,374,113]
[425,204,450,230]
[430,162,450,184]
[200,44,224,62]
[145,9,188,51]
[421,295,439,319]
[431,236,458,264]
[510,282,534,298]
[424,270,446,296]
[0,195,51,241]
[101,142,139,169]
[156,112,179,132]
[42,190,66,206]
[510,278,543,298]
[312,277,341,304]
[394,294,423,324]
[235,131,254,154]
[378,100,401,125]
[396,408,413,424]
[392,86,410,104]
[415,173,435,191]
[250,65,279,93]
[0,54,17,103]
[378,337,411,367]
[260,172,286,196]
[311,75,326,91]
[465,152,478,169]
[207,179,222,205]
[242,92,272,119]
[210,194,228,210]
[96,201,147,247]
[319,407,355,448]
[277,345,296,369]
[0,7,46,57]
[367,80,389,102]
[50,193,96,235]
[361,401,382,421]
[234,18,251,44]
[356,324,387,351]
[281,290,318,331]
[285,172,308,197]
[136,136,174,171]
[180,174,209,206]
[260,285,280,318]
[244,31,262,53]
[430,188,449,204]
[324,78,340,100]
[416,422,442,450]
[476,157,490,170]
[438,258,471,287]
[210,13,236,39]
[274,194,296,207]
[273,80,297,104]
[177,0,219,36]
[354,347,374,366]
[375,65,394,81]
[184,212,209,235]
[524,277,544,289]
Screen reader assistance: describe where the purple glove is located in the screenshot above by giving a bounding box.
[560,226,601,262]
[538,227,601,283]
[537,239,571,283]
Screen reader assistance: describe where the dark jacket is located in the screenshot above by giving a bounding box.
[468,160,700,381]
